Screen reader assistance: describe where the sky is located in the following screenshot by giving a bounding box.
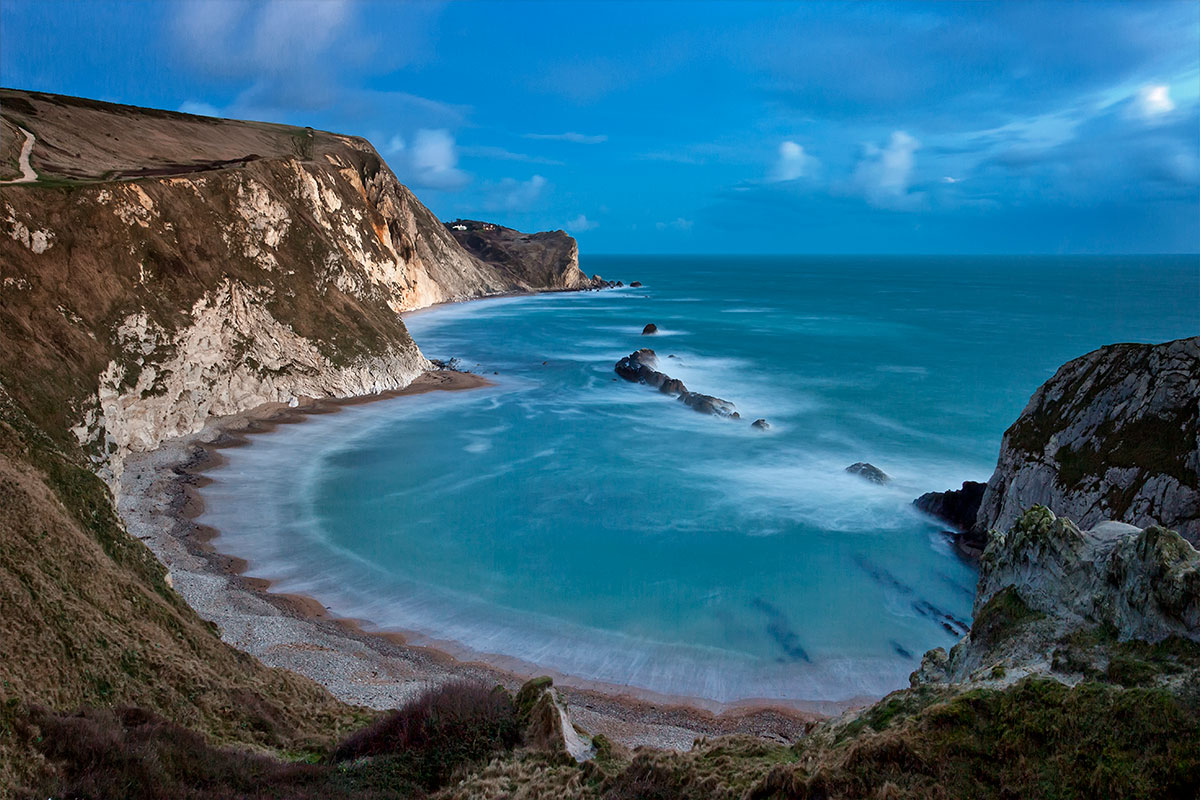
[2,0,1198,254]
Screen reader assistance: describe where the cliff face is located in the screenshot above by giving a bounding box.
[0,89,586,488]
[445,218,594,291]
[958,337,1200,546]
[912,507,1199,689]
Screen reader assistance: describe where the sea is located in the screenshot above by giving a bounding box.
[196,255,1199,704]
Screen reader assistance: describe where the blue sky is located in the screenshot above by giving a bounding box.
[3,0,1198,253]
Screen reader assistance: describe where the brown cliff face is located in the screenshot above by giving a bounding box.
[445,219,593,291]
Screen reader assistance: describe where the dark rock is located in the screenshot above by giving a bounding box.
[751,418,770,430]
[642,323,658,335]
[846,462,890,484]
[614,349,738,419]
[914,481,987,532]
[630,281,643,287]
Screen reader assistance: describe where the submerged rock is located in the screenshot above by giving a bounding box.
[614,348,738,418]
[846,462,890,484]
[642,323,658,335]
[630,281,643,287]
[751,418,770,430]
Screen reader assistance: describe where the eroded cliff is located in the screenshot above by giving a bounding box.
[1,89,588,489]
[975,336,1200,544]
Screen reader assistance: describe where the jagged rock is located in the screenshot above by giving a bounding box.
[974,336,1200,545]
[752,418,770,430]
[514,676,594,763]
[915,481,989,558]
[846,462,890,484]
[642,323,658,335]
[914,481,987,531]
[614,349,738,418]
[915,506,1200,688]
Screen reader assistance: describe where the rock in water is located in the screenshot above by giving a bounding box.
[642,323,658,334]
[630,281,643,287]
[614,349,738,418]
[751,418,770,430]
[914,481,987,530]
[846,462,890,484]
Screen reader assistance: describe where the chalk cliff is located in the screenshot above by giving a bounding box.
[0,89,588,489]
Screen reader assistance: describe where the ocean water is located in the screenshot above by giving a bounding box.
[198,255,1198,704]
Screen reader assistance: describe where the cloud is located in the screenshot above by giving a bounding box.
[409,129,470,190]
[565,214,599,232]
[770,140,817,182]
[385,135,406,156]
[941,176,961,183]
[458,145,564,165]
[523,132,608,144]
[483,175,548,212]
[847,131,924,209]
[656,218,694,231]
[1134,85,1176,119]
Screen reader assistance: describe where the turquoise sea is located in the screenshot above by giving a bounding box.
[198,255,1198,704]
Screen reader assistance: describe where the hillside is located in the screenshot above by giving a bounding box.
[0,88,594,791]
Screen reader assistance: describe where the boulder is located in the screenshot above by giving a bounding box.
[846,462,890,484]
[751,418,770,430]
[642,323,658,335]
[630,281,643,287]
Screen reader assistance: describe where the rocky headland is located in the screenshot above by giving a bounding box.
[917,336,1200,556]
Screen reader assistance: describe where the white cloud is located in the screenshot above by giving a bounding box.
[565,214,599,232]
[1135,85,1175,118]
[523,132,608,144]
[941,176,961,183]
[483,175,548,211]
[849,130,923,209]
[770,140,816,182]
[385,135,406,155]
[656,218,694,231]
[458,145,563,166]
[178,100,222,117]
[409,129,469,190]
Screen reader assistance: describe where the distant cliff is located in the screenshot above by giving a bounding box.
[0,89,590,488]
[445,218,600,291]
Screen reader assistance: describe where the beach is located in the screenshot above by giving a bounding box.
[117,368,820,750]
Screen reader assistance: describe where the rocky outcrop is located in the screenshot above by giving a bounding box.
[846,462,889,484]
[642,323,658,335]
[914,480,989,557]
[974,337,1200,545]
[444,219,598,291]
[614,348,740,418]
[514,677,594,763]
[0,89,596,489]
[913,507,1200,688]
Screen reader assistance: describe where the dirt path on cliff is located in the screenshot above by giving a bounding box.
[1,126,37,184]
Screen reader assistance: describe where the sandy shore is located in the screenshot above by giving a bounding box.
[119,369,835,751]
